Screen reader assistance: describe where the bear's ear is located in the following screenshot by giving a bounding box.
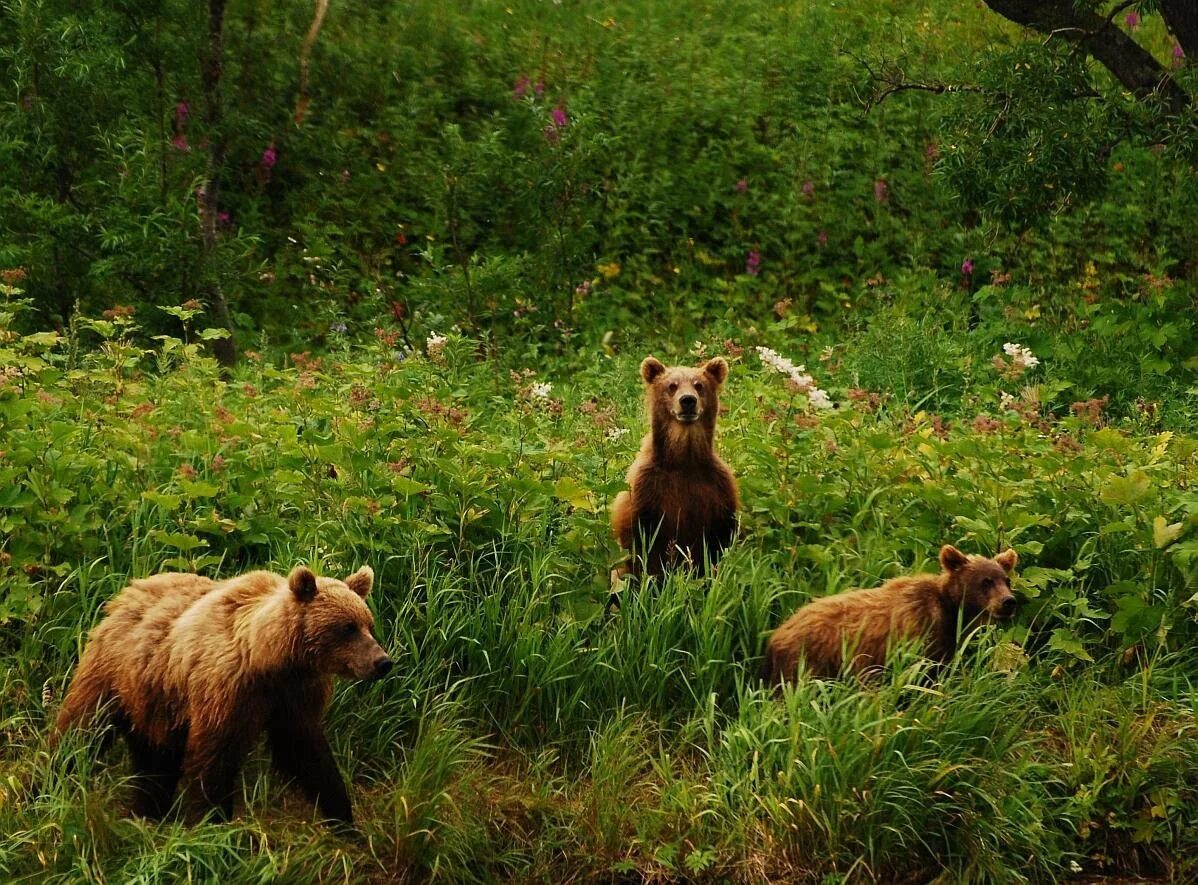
[939,545,969,573]
[702,357,728,385]
[640,356,666,384]
[344,565,374,598]
[288,566,318,602]
[995,548,1018,574]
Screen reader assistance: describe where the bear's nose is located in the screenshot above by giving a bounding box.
[373,657,393,678]
[679,394,698,412]
[998,597,1017,617]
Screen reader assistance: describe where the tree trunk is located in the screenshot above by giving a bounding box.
[984,0,1190,113]
[199,0,237,368]
[1159,0,1198,59]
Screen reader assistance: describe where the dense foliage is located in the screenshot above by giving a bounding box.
[2,0,1197,881]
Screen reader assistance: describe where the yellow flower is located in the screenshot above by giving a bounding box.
[597,261,621,280]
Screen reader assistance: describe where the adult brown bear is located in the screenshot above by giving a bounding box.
[762,546,1019,682]
[53,565,390,825]
[611,356,739,585]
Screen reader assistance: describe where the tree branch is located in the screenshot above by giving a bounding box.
[983,0,1189,112]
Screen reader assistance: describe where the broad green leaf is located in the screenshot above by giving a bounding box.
[553,477,596,512]
[1152,516,1183,549]
[1047,628,1093,662]
[1100,470,1151,507]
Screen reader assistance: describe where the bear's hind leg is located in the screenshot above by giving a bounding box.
[125,732,183,819]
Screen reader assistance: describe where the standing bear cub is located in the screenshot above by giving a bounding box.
[53,565,391,825]
[763,546,1018,683]
[611,355,740,584]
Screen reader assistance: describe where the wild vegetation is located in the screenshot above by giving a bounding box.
[1,0,1197,881]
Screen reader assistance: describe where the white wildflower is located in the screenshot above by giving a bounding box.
[1002,342,1039,371]
[807,387,834,410]
[1068,861,1082,874]
[756,346,814,391]
[530,381,552,399]
[605,426,630,442]
[999,390,1017,411]
[426,332,447,361]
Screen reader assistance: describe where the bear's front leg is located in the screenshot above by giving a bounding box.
[267,717,353,824]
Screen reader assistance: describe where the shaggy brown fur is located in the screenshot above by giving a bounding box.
[52,565,390,825]
[611,356,739,582]
[763,546,1019,683]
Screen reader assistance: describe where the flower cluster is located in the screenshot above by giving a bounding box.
[756,347,833,409]
[427,332,448,363]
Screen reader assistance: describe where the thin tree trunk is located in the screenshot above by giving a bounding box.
[199,0,237,368]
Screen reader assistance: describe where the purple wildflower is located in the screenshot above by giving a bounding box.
[261,145,278,169]
[175,101,189,124]
[873,178,889,204]
[551,105,568,128]
[534,79,545,97]
[734,178,748,194]
[513,75,530,99]
[172,132,190,151]
[218,211,231,226]
[801,179,815,198]
[746,250,762,276]
[961,258,974,276]
[817,230,828,248]
[1125,11,1140,29]
[1173,43,1185,68]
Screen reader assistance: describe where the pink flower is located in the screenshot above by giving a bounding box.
[817,230,828,248]
[1124,11,1140,29]
[734,178,748,193]
[533,79,545,97]
[1173,44,1185,68]
[513,75,530,98]
[261,145,278,169]
[801,179,815,198]
[961,258,974,276]
[218,211,231,226]
[873,179,889,204]
[175,101,189,124]
[746,250,761,276]
[551,105,568,128]
[172,132,190,151]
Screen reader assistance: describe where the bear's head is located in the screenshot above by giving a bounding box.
[939,545,1019,623]
[640,356,728,435]
[288,565,392,680]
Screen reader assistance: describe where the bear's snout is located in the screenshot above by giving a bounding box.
[996,595,1017,619]
[675,393,701,421]
[371,656,393,679]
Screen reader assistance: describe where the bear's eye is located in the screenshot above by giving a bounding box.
[668,382,678,394]
[693,381,704,393]
[339,621,358,638]
[980,577,994,590]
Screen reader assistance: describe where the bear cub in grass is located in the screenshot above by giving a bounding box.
[763,546,1018,683]
[53,565,391,825]
[611,355,739,583]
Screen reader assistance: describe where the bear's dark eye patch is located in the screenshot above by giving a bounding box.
[979,577,994,590]
[339,621,358,638]
[693,380,704,393]
[668,382,678,394]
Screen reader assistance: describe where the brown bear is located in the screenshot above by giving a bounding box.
[762,546,1018,683]
[610,355,739,585]
[52,565,390,825]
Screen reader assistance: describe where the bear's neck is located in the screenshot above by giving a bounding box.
[651,419,716,467]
